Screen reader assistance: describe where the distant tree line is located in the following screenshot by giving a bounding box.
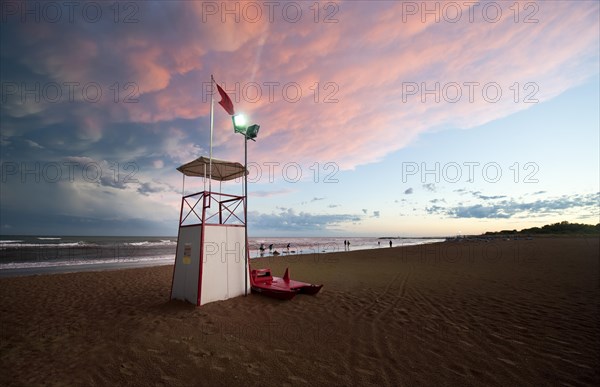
[484,221,599,235]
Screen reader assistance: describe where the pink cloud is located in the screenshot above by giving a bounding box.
[124,46,171,94]
[215,1,598,169]
[5,1,598,171]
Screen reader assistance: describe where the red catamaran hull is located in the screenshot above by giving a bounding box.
[250,268,323,300]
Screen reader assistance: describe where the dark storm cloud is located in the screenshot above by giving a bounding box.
[470,191,507,200]
[422,183,436,192]
[429,193,600,219]
[249,209,362,232]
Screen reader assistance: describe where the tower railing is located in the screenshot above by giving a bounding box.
[179,191,245,227]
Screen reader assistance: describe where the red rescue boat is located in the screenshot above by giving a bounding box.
[250,268,323,300]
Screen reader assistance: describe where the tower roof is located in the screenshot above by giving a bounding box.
[177,156,247,181]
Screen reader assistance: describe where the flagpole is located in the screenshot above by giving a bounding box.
[209,75,215,192]
[244,134,248,296]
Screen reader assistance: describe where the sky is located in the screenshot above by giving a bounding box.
[0,0,598,237]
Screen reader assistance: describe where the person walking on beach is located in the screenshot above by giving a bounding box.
[286,243,291,252]
[389,240,392,248]
[269,244,273,252]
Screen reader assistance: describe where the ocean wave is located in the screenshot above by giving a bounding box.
[0,255,174,270]
[0,241,92,249]
[125,240,176,247]
[37,237,62,240]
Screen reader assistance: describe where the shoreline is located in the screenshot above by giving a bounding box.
[0,260,174,278]
[0,238,446,278]
[1,237,598,386]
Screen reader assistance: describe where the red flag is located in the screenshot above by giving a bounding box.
[216,83,235,115]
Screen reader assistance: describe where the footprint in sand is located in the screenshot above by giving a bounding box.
[243,362,261,375]
[119,363,134,376]
[497,357,517,366]
[356,368,376,376]
[189,349,212,365]
[160,375,178,383]
[287,375,308,384]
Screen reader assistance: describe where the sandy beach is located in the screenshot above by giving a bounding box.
[1,237,598,386]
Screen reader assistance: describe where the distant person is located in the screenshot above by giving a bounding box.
[286,243,291,252]
[269,244,273,252]
[389,240,392,248]
[378,241,380,247]
[259,243,265,252]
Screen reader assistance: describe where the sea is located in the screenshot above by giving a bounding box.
[0,235,445,277]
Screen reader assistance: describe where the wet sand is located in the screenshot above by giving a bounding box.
[1,237,598,386]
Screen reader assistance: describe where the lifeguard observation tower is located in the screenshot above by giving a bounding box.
[170,156,250,306]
